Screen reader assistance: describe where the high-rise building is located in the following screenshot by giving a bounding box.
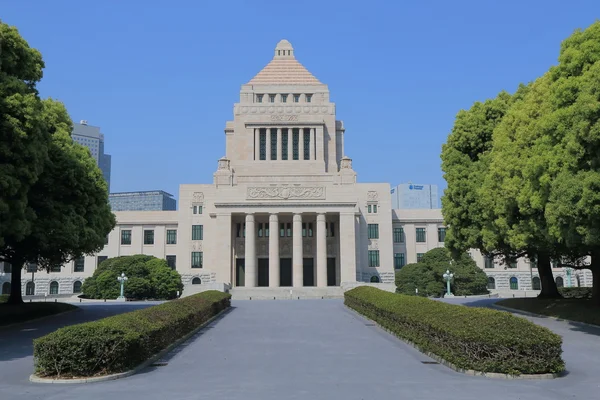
[391,183,439,209]
[72,121,111,191]
[109,191,177,211]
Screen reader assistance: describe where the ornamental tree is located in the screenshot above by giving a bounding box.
[0,99,116,304]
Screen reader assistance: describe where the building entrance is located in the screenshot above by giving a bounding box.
[327,257,336,286]
[303,258,314,286]
[280,258,292,286]
[258,259,269,287]
[236,258,245,287]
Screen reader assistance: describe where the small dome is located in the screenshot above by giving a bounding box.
[274,39,294,58]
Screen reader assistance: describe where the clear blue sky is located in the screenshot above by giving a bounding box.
[2,1,599,203]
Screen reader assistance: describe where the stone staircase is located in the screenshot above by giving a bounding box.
[230,286,345,300]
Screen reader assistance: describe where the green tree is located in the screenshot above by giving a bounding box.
[395,248,488,297]
[0,99,116,304]
[0,22,48,248]
[82,255,183,300]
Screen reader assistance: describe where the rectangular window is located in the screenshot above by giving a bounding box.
[287,223,292,237]
[280,223,285,237]
[393,227,404,243]
[368,205,372,213]
[416,228,426,243]
[394,253,405,269]
[166,229,177,244]
[3,262,11,273]
[438,228,446,242]
[368,224,379,239]
[368,250,380,267]
[308,223,313,237]
[121,230,131,245]
[236,223,241,238]
[144,229,154,245]
[193,205,203,214]
[256,94,263,103]
[292,129,299,160]
[329,222,335,237]
[281,94,288,103]
[484,256,494,269]
[74,257,85,272]
[281,129,288,160]
[192,225,203,240]
[191,252,203,268]
[258,223,263,237]
[302,223,307,237]
[417,253,425,262]
[97,256,108,267]
[50,264,61,272]
[269,94,275,103]
[373,204,378,213]
[270,128,277,160]
[306,94,312,103]
[303,129,310,160]
[104,235,109,244]
[259,129,267,160]
[293,94,300,103]
[166,255,176,269]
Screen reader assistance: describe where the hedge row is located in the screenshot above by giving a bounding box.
[33,290,231,378]
[345,287,564,375]
[558,287,592,299]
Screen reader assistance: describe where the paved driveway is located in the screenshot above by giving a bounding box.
[0,299,599,400]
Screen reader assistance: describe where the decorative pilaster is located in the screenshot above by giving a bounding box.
[254,128,260,161]
[316,213,327,287]
[269,214,280,287]
[339,212,356,283]
[245,213,256,287]
[292,213,303,287]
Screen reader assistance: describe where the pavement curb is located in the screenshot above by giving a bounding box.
[345,305,564,380]
[29,306,231,384]
[491,304,600,330]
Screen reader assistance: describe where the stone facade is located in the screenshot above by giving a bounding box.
[0,40,593,296]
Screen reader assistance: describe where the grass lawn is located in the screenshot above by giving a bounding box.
[497,298,600,327]
[0,301,77,327]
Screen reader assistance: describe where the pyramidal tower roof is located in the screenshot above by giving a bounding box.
[247,40,322,85]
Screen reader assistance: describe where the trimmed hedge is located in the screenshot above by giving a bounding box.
[33,290,230,378]
[345,286,564,375]
[558,287,592,299]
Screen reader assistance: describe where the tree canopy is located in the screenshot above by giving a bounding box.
[395,248,488,297]
[82,255,184,300]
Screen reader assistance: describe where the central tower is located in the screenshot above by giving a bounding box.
[215,40,355,186]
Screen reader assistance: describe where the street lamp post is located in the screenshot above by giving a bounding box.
[117,272,128,301]
[566,267,573,288]
[443,269,454,297]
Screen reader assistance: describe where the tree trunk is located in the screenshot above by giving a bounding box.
[591,250,600,305]
[7,258,24,305]
[536,252,562,299]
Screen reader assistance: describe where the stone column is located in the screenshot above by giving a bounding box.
[310,128,316,160]
[316,213,327,287]
[292,213,303,287]
[269,214,280,287]
[254,128,260,160]
[276,128,282,161]
[245,213,256,287]
[339,212,356,284]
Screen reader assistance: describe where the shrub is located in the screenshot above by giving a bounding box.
[81,254,183,300]
[33,290,230,378]
[345,286,564,375]
[0,294,8,304]
[395,248,488,297]
[558,287,593,299]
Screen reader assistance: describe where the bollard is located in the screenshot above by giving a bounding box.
[55,298,57,303]
[104,298,106,302]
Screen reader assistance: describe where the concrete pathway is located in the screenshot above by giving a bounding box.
[0,299,599,399]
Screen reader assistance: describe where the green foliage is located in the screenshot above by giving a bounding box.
[0,294,8,304]
[82,255,183,300]
[558,287,593,299]
[395,248,488,297]
[345,287,564,375]
[33,291,231,378]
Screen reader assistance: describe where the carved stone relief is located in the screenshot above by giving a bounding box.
[368,240,379,250]
[367,191,379,201]
[192,192,204,202]
[247,186,325,200]
[192,242,203,251]
[281,241,291,257]
[340,156,352,170]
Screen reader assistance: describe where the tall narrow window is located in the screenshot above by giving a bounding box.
[121,230,131,245]
[97,256,108,267]
[308,223,313,237]
[368,205,372,213]
[287,223,292,237]
[280,223,285,237]
[293,94,300,103]
[306,94,312,103]
[270,128,277,160]
[258,223,263,237]
[256,94,263,103]
[269,94,275,103]
[259,129,266,160]
[484,256,494,269]
[416,228,426,243]
[368,224,379,239]
[166,255,176,269]
[373,205,378,213]
[302,223,307,237]
[281,94,288,103]
[144,229,154,245]
[303,128,310,160]
[281,129,288,160]
[236,223,241,238]
[166,229,177,244]
[437,227,446,242]
[509,277,518,290]
[329,222,335,237]
[394,253,405,269]
[393,227,404,243]
[74,257,85,272]
[192,225,203,240]
[368,250,380,267]
[191,252,203,268]
[292,129,299,160]
[417,253,425,262]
